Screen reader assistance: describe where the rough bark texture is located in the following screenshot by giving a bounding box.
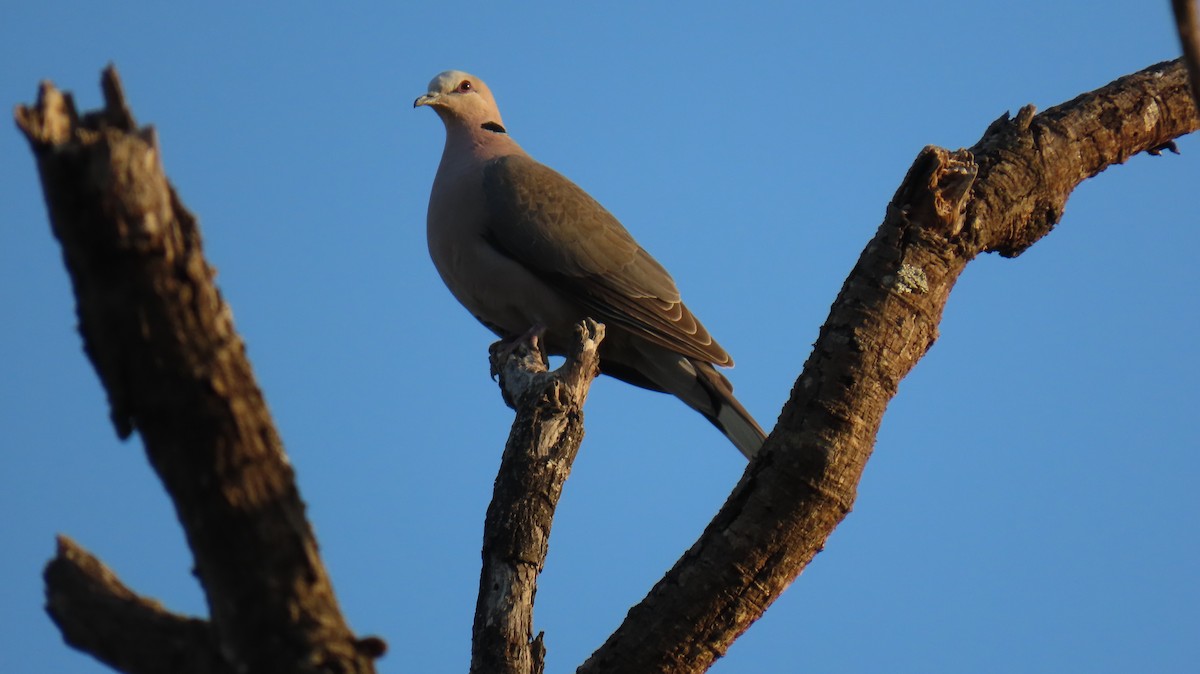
[578,59,1199,674]
[44,536,231,674]
[16,67,379,674]
[471,321,605,674]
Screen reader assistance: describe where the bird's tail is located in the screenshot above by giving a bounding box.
[693,361,767,459]
[624,342,767,458]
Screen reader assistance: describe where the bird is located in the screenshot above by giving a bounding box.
[415,70,766,458]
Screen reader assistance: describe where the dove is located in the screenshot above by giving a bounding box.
[415,70,766,458]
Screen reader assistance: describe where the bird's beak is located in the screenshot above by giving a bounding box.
[413,92,441,109]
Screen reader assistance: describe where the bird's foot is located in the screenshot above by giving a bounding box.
[489,324,549,380]
[489,324,552,408]
[499,319,547,357]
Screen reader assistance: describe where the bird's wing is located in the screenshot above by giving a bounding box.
[481,154,732,366]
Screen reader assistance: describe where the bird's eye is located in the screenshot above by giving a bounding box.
[456,80,473,93]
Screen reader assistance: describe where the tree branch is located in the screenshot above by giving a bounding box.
[15,66,379,674]
[579,59,1199,674]
[44,536,231,674]
[472,321,605,674]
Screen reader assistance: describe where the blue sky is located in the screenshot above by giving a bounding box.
[2,2,1196,673]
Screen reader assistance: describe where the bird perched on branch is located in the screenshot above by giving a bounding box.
[415,70,765,458]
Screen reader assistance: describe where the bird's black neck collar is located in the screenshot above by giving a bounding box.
[481,121,507,134]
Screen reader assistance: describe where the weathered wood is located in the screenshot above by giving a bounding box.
[579,59,1199,674]
[44,536,231,674]
[471,321,604,674]
[16,67,379,674]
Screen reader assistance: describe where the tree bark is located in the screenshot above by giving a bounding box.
[471,321,605,674]
[16,67,380,674]
[44,536,231,674]
[578,58,1199,674]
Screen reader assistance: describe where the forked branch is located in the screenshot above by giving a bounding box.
[16,67,380,674]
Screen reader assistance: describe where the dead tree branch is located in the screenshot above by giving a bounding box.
[472,321,605,674]
[578,58,1199,674]
[15,67,380,674]
[44,536,230,674]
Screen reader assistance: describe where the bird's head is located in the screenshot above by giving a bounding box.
[414,70,507,134]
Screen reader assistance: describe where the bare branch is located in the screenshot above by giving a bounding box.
[1174,0,1200,109]
[15,66,380,674]
[471,321,605,674]
[969,60,1199,257]
[579,59,1199,674]
[44,536,230,674]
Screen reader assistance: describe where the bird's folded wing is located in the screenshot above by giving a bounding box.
[481,154,732,367]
